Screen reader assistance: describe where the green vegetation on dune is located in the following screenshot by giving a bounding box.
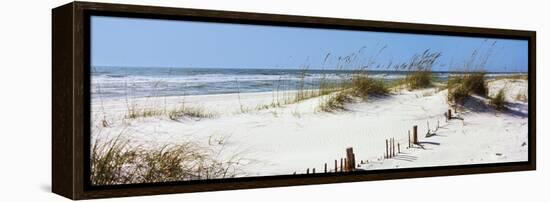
[447,72,488,106]
[490,89,506,111]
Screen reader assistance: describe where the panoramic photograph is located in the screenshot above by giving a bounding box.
[89,16,529,186]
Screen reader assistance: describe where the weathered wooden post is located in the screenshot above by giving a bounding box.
[340,158,343,172]
[413,125,418,144]
[385,139,389,158]
[448,109,452,120]
[324,163,327,173]
[398,143,401,153]
[307,168,309,174]
[346,147,355,171]
[393,138,396,157]
[313,168,316,174]
[335,160,338,172]
[344,158,347,172]
[408,130,411,148]
[389,138,393,158]
[392,138,395,157]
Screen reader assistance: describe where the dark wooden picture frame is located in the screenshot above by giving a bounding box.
[52,1,536,200]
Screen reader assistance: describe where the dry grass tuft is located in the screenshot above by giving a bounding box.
[404,50,441,90]
[448,85,470,106]
[91,132,248,185]
[447,72,488,105]
[125,105,164,119]
[350,75,388,99]
[317,91,352,112]
[168,103,216,120]
[406,71,432,89]
[490,89,506,111]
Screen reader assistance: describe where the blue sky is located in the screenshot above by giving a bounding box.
[91,16,528,72]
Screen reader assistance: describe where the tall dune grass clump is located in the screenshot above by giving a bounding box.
[448,85,470,105]
[350,75,388,99]
[317,91,352,112]
[490,89,506,111]
[291,66,349,104]
[91,135,139,185]
[317,74,387,112]
[447,40,498,106]
[91,133,246,185]
[447,72,488,105]
[406,71,432,89]
[461,73,488,96]
[404,50,441,89]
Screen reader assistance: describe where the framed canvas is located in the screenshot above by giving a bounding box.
[52,1,536,200]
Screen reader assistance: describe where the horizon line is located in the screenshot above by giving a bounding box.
[92,65,528,74]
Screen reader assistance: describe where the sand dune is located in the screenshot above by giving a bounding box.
[91,79,528,177]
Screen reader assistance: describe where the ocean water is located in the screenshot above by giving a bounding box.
[90,66,517,100]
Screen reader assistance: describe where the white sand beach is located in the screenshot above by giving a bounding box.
[91,78,528,177]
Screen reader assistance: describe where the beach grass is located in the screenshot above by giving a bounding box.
[317,91,352,112]
[91,132,246,185]
[122,99,216,120]
[350,75,388,99]
[316,74,388,112]
[91,134,139,185]
[125,105,164,119]
[490,89,506,111]
[405,71,432,89]
[168,103,216,120]
[403,50,441,90]
[447,72,488,105]
[462,72,488,96]
[448,85,470,105]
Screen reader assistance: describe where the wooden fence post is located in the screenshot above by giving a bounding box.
[385,139,389,158]
[340,158,343,172]
[335,160,338,172]
[324,163,327,173]
[389,138,393,158]
[392,138,395,157]
[346,147,355,171]
[408,130,411,148]
[413,125,418,144]
[307,168,309,174]
[398,143,401,153]
[448,109,452,120]
[344,158,347,172]
[313,168,315,174]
